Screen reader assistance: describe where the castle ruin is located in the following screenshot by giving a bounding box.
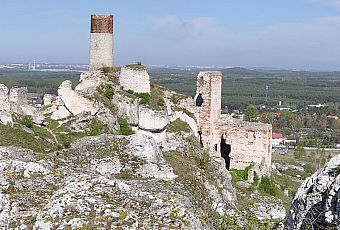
[89,15,114,70]
[195,71,272,177]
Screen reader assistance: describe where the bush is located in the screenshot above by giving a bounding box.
[118,117,134,136]
[87,119,110,136]
[294,144,305,159]
[97,85,114,99]
[258,176,276,196]
[21,116,33,128]
[196,150,210,170]
[136,93,150,105]
[157,98,165,107]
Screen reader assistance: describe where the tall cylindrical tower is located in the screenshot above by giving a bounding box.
[89,15,114,70]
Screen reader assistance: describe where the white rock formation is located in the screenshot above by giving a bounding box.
[0,84,10,112]
[115,94,139,126]
[43,94,53,106]
[51,105,72,120]
[138,107,169,132]
[55,80,99,117]
[0,112,13,126]
[286,154,340,229]
[9,87,28,114]
[119,66,150,93]
[75,71,107,95]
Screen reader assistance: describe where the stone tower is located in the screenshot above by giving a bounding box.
[89,15,114,70]
[195,71,222,157]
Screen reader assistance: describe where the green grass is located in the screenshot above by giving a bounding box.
[167,119,191,133]
[118,117,134,136]
[87,119,110,136]
[0,124,56,152]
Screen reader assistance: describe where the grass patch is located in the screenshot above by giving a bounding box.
[171,93,187,104]
[125,63,146,71]
[230,163,253,184]
[32,125,55,140]
[258,176,277,196]
[0,123,56,152]
[87,119,110,136]
[96,84,114,100]
[20,115,33,128]
[118,117,134,136]
[167,119,191,133]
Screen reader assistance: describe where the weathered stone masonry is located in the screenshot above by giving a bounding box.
[89,15,114,71]
[195,71,272,176]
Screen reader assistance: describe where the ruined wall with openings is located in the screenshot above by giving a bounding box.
[196,71,222,157]
[195,71,272,176]
[89,15,114,70]
[119,66,151,94]
[219,117,272,176]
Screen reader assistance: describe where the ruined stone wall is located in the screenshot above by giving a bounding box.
[219,120,272,176]
[9,87,28,114]
[119,67,151,93]
[89,15,113,70]
[194,71,272,176]
[196,71,222,156]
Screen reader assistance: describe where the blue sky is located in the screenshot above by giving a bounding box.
[1,0,340,70]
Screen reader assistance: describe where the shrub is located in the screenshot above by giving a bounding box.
[157,98,165,107]
[196,150,210,170]
[294,144,305,159]
[258,176,276,196]
[136,93,150,105]
[118,117,134,136]
[97,85,114,99]
[21,116,33,128]
[127,89,134,95]
[87,119,110,136]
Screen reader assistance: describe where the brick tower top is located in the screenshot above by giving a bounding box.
[91,15,113,34]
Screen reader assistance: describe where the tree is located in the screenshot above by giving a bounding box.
[294,143,305,159]
[245,105,259,122]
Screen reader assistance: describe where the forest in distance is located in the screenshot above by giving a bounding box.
[1,67,340,111]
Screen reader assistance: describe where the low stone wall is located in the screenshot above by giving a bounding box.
[119,67,150,94]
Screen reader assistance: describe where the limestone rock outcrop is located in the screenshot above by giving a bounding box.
[0,86,43,125]
[75,71,107,95]
[115,94,139,126]
[51,80,99,119]
[0,84,10,112]
[138,107,169,132]
[285,154,340,229]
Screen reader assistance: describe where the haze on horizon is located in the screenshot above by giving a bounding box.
[1,0,340,71]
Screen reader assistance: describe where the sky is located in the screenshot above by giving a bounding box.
[0,0,340,70]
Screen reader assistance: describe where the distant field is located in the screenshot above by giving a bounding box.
[0,70,80,95]
[149,67,340,110]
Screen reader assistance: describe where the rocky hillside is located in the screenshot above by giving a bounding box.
[286,154,340,229]
[1,66,336,229]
